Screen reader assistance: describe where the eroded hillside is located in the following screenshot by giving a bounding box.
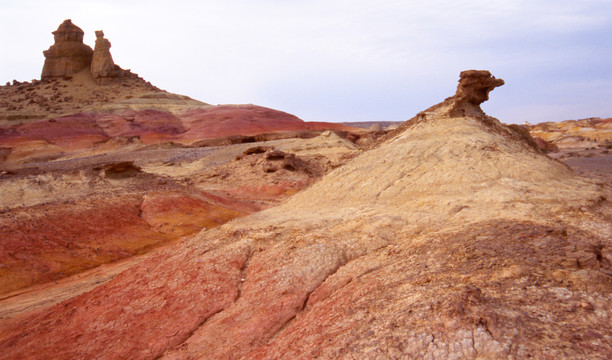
[0,20,367,301]
[1,71,610,359]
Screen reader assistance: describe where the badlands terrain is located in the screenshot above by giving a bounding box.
[1,20,611,360]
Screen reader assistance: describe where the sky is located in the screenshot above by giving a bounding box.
[1,0,611,124]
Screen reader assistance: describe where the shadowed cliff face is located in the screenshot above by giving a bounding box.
[1,71,610,360]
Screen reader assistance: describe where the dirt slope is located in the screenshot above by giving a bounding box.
[0,19,367,329]
[1,71,610,359]
[0,132,359,297]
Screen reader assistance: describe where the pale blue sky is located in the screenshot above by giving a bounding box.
[1,0,611,123]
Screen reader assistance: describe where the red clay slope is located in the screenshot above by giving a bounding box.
[0,105,358,162]
[0,190,252,296]
[177,105,355,141]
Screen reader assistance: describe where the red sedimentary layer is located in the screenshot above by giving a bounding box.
[0,190,253,296]
[178,105,355,141]
[0,105,358,162]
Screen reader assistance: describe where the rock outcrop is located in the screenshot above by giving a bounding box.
[450,69,505,117]
[41,20,93,80]
[532,135,560,153]
[41,20,130,84]
[91,31,126,84]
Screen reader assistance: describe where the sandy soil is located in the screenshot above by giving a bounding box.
[2,145,605,328]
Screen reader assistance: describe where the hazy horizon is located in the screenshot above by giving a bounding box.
[1,0,611,124]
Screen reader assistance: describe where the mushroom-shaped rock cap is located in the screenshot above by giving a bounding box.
[52,19,85,42]
[446,70,504,118]
[455,70,505,106]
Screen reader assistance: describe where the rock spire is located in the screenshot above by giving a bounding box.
[91,30,123,84]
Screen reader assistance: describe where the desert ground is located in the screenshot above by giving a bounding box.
[0,20,610,360]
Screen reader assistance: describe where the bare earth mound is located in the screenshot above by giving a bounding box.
[1,71,610,359]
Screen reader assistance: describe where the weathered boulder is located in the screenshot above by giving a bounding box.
[41,20,93,79]
[94,161,142,179]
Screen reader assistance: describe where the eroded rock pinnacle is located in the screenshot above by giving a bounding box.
[450,70,505,117]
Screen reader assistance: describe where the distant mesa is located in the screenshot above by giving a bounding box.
[42,19,131,84]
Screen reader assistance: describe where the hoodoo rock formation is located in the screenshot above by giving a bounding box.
[41,20,94,79]
[91,30,127,84]
[41,20,129,84]
[450,70,505,117]
[1,70,609,359]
